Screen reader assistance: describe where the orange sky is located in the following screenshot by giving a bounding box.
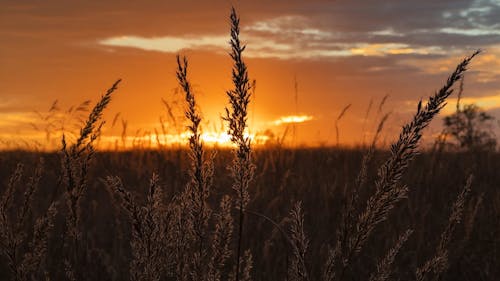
[1,1,500,150]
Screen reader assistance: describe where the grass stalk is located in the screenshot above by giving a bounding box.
[324,50,480,281]
[176,54,214,278]
[224,7,255,281]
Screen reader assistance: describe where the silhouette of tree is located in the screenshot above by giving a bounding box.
[443,104,497,151]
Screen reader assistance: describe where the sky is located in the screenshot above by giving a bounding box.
[1,0,500,149]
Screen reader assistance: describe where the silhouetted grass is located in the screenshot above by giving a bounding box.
[0,8,497,281]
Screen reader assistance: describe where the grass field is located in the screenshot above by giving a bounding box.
[0,148,499,280]
[1,7,499,281]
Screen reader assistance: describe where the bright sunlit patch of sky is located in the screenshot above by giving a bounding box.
[3,0,500,149]
[442,93,500,115]
[272,115,313,126]
[96,130,271,150]
[100,35,228,53]
[349,44,445,56]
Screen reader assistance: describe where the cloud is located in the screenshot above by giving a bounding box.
[349,44,444,56]
[400,46,500,82]
[439,27,500,36]
[6,0,500,59]
[99,35,228,53]
[243,15,332,39]
[442,93,500,114]
[0,112,37,128]
[98,34,445,60]
[272,115,314,126]
[96,1,500,61]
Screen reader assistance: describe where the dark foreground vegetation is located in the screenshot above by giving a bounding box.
[0,148,499,280]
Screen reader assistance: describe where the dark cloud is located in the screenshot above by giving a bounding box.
[1,0,499,39]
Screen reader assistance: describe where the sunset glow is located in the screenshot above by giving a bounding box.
[1,1,500,150]
[99,130,271,150]
[442,94,500,115]
[272,115,314,126]
[1,4,498,280]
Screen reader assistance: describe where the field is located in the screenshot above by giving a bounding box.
[0,147,499,280]
[1,7,500,281]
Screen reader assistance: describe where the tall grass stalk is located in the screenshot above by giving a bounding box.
[416,174,473,281]
[176,54,215,279]
[356,112,390,190]
[369,229,413,281]
[224,7,255,281]
[335,104,351,147]
[361,98,374,145]
[105,174,166,281]
[324,50,480,281]
[288,202,309,281]
[61,79,120,279]
[208,195,234,281]
[0,160,57,281]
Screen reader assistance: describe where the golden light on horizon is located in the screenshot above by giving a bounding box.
[272,115,313,126]
[99,130,271,150]
[0,128,272,151]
